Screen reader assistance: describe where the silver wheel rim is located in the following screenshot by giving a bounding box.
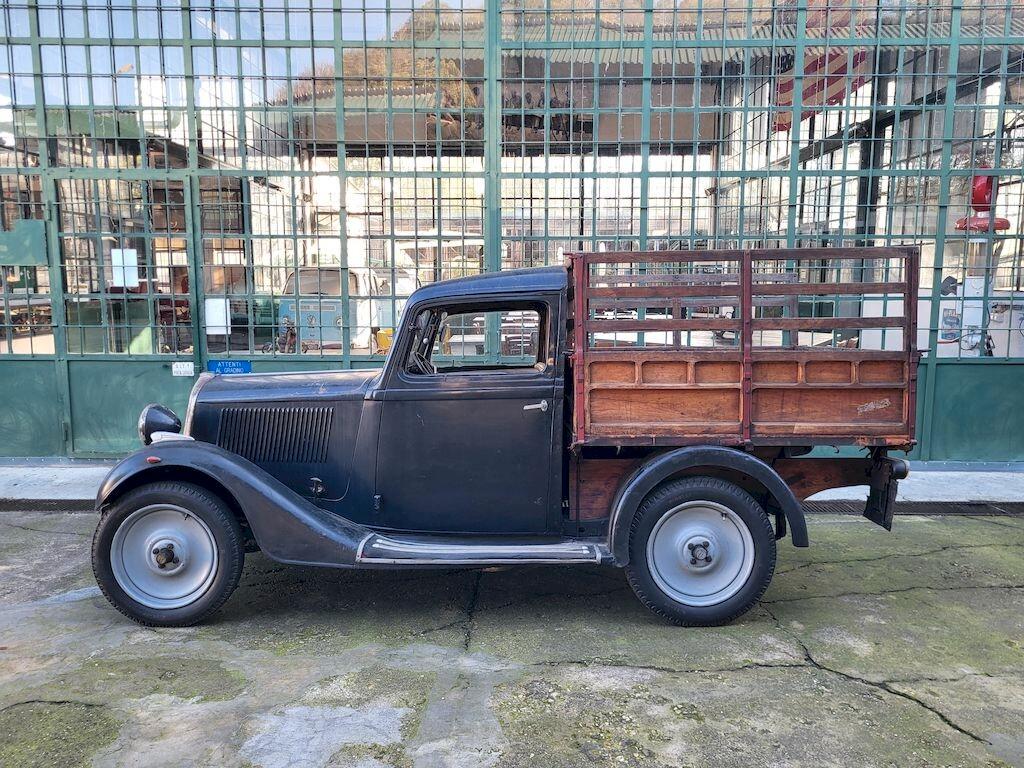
[110,504,218,610]
[645,500,755,607]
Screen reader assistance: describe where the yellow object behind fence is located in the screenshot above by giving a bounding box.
[375,328,393,353]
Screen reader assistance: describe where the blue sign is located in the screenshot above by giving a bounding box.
[207,360,252,375]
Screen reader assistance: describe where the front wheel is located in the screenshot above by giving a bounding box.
[92,481,245,627]
[625,477,776,626]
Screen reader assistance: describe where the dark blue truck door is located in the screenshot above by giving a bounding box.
[373,298,559,534]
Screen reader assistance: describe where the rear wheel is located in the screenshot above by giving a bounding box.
[625,477,775,626]
[92,481,244,627]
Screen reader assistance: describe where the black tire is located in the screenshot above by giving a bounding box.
[624,476,776,627]
[92,481,245,627]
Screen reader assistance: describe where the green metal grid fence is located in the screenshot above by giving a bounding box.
[0,0,1022,457]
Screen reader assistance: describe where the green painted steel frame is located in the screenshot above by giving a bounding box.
[1,0,1024,457]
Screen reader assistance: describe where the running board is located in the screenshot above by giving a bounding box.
[356,533,607,566]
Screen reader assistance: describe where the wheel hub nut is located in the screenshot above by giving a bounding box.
[684,537,714,568]
[152,543,178,570]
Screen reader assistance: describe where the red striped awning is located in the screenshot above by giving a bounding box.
[772,0,874,132]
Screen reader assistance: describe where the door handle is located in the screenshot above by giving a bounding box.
[523,400,549,413]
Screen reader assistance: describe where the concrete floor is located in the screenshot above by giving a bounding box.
[1,510,1022,768]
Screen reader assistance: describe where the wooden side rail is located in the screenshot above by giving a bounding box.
[567,246,919,449]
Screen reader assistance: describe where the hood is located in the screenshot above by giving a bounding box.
[195,368,380,406]
[185,367,381,506]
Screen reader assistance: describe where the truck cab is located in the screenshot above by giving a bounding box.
[92,249,916,629]
[192,267,567,535]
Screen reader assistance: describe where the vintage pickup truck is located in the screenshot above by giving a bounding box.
[92,247,917,627]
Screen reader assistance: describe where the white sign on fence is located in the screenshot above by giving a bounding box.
[110,248,139,289]
[204,297,232,336]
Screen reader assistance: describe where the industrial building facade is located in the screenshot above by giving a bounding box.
[0,0,1022,459]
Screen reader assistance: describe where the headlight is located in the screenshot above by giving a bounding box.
[138,404,182,446]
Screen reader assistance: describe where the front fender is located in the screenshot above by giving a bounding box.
[608,446,808,565]
[97,441,369,567]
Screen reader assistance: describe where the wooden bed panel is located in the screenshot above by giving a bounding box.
[858,359,906,384]
[804,359,853,383]
[752,386,906,431]
[588,387,741,433]
[582,352,912,442]
[641,360,692,383]
[752,360,799,383]
[590,359,637,384]
[694,360,741,384]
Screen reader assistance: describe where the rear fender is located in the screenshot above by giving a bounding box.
[607,446,808,565]
[97,441,368,567]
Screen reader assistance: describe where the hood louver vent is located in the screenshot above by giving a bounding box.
[217,406,333,464]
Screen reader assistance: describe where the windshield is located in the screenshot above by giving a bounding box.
[284,269,342,295]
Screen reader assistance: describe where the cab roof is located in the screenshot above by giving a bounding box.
[409,265,567,305]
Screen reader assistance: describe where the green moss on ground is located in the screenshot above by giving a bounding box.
[0,701,120,768]
[32,657,247,704]
[329,742,413,768]
[200,565,475,654]
[493,676,676,768]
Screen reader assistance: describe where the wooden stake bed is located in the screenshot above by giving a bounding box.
[567,247,919,449]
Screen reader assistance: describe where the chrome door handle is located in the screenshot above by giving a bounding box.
[523,400,549,413]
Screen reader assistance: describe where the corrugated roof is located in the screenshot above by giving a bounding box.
[509,18,1024,66]
[288,16,1024,106]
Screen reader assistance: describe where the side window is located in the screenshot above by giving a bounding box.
[405,304,545,375]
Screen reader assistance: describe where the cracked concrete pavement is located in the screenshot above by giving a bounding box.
[1,510,1023,768]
